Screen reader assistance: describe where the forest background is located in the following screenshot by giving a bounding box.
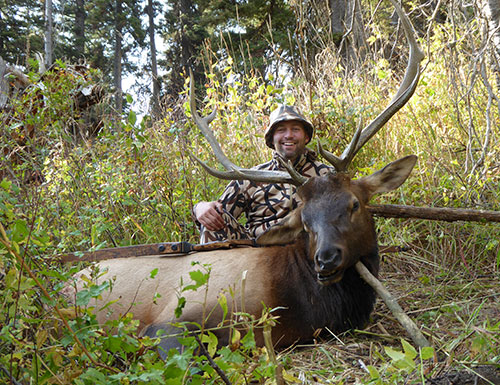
[0,0,499,384]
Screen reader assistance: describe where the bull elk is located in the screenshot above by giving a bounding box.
[65,0,423,359]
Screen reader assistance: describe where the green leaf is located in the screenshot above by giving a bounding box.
[75,289,92,306]
[384,346,406,362]
[12,219,29,243]
[150,268,159,279]
[420,346,435,360]
[128,110,137,125]
[79,368,109,382]
[217,346,245,364]
[105,336,123,353]
[401,339,418,359]
[5,269,17,288]
[201,331,218,356]
[189,269,208,286]
[240,329,256,350]
[182,269,209,292]
[175,296,186,318]
[367,365,381,381]
[89,280,111,297]
[218,293,228,320]
[396,356,416,371]
[0,178,12,190]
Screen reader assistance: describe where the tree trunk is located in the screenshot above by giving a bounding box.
[147,0,160,118]
[114,0,123,113]
[344,0,368,65]
[329,0,347,45]
[0,56,8,108]
[75,0,86,58]
[329,0,367,68]
[483,0,500,89]
[44,0,53,68]
[180,0,195,72]
[367,204,500,223]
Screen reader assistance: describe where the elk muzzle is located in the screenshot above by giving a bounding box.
[314,244,346,285]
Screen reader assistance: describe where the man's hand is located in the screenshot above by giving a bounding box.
[194,201,225,231]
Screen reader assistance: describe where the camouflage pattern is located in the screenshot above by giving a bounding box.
[196,149,332,243]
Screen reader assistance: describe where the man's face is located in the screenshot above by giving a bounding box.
[272,120,310,162]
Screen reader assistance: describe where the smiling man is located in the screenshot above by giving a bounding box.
[193,105,332,243]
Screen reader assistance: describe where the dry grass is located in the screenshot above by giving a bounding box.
[280,235,500,384]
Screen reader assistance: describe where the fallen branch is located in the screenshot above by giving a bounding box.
[193,333,232,385]
[356,261,431,348]
[367,204,500,223]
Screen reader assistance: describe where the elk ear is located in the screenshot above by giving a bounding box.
[358,155,417,199]
[256,208,304,246]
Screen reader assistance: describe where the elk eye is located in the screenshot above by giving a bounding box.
[352,200,360,213]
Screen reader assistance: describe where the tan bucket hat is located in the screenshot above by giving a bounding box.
[265,105,314,149]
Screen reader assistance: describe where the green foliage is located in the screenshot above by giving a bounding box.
[162,0,295,96]
[0,215,285,384]
[366,340,435,385]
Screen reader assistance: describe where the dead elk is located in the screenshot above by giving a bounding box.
[66,155,417,357]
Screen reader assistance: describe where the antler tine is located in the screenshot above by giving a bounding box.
[189,153,304,186]
[324,0,424,172]
[319,117,363,172]
[189,70,239,172]
[188,70,306,186]
[277,158,308,185]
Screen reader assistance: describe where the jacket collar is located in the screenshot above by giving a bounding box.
[271,148,317,171]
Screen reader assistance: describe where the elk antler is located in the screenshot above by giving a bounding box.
[320,0,425,172]
[189,71,307,186]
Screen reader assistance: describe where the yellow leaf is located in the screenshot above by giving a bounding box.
[129,216,146,234]
[36,329,48,348]
[231,329,241,346]
[282,370,302,383]
[58,307,78,319]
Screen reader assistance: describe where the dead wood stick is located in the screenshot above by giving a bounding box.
[367,204,500,223]
[355,261,431,348]
[193,333,232,385]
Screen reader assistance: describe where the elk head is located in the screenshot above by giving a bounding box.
[256,155,417,284]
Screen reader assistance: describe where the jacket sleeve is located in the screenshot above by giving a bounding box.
[218,179,249,221]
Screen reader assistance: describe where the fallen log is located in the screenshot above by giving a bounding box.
[367,204,500,223]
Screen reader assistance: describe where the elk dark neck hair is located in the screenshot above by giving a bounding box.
[267,233,379,345]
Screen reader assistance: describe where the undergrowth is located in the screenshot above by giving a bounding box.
[0,11,499,385]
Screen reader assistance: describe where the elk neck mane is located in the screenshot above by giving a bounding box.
[264,232,379,342]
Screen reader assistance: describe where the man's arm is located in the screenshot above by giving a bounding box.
[193,201,224,231]
[194,179,247,231]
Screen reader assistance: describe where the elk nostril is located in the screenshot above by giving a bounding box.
[315,246,343,271]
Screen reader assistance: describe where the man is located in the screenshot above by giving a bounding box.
[193,104,332,243]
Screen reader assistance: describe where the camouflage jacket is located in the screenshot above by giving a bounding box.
[217,149,332,238]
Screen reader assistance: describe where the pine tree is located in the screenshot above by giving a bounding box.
[0,0,44,66]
